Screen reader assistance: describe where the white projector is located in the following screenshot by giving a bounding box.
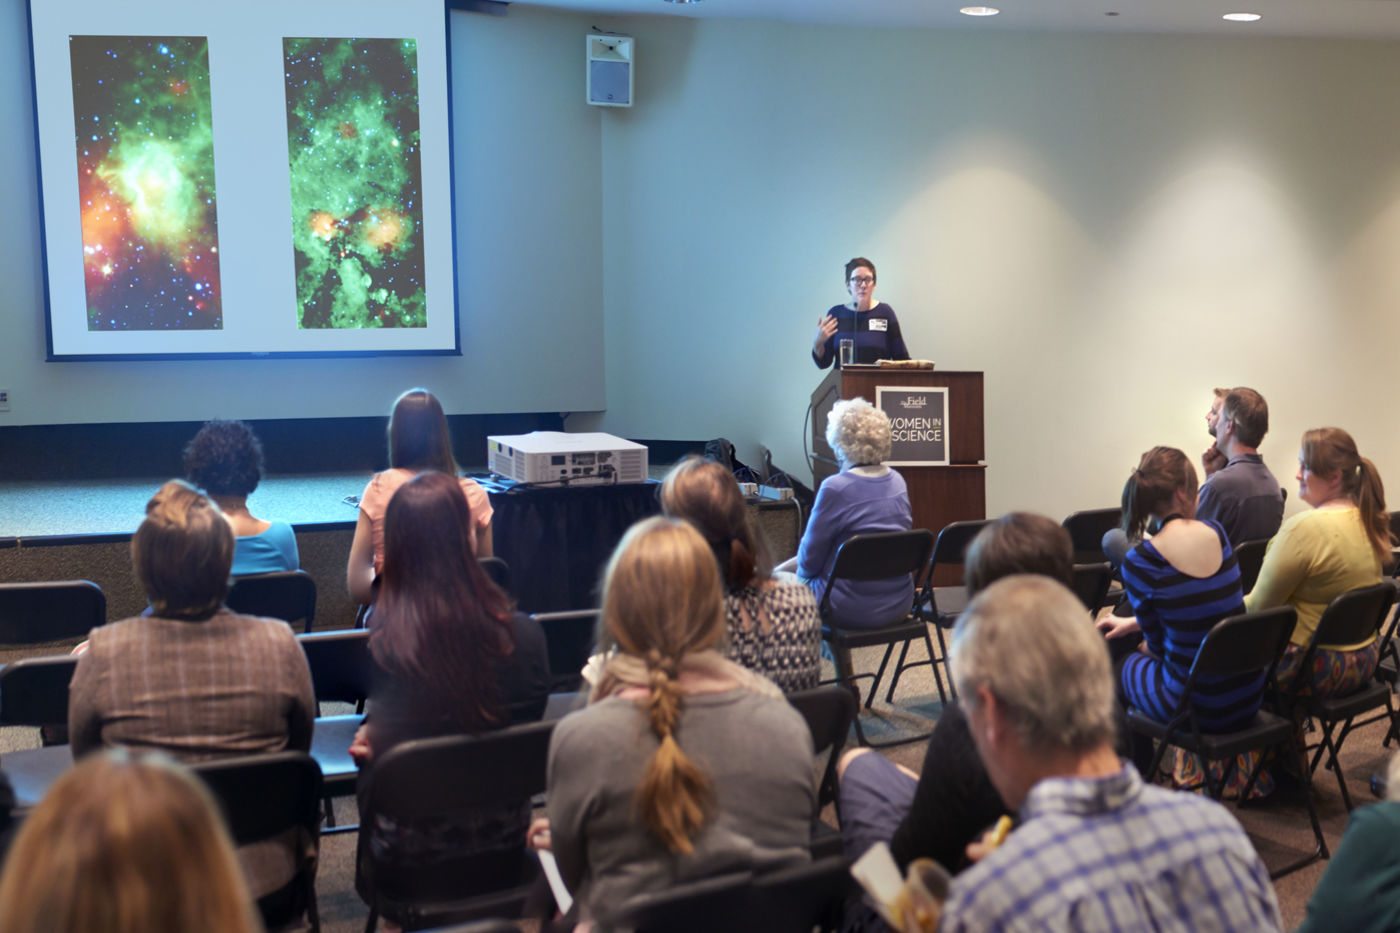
[487,432,649,485]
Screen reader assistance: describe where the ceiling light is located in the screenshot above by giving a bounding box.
[663,0,702,4]
[1221,12,1262,22]
[960,6,1000,15]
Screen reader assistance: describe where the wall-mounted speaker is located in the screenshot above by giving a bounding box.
[587,35,633,108]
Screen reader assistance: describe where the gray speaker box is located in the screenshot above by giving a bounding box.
[587,36,633,108]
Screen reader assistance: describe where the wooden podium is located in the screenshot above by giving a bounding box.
[811,366,986,572]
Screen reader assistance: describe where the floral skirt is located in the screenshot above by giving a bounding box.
[1170,639,1380,799]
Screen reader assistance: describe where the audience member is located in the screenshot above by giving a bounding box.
[780,397,913,628]
[1296,752,1400,933]
[1098,447,1259,789]
[183,418,300,574]
[347,388,494,604]
[837,513,1071,884]
[352,472,549,895]
[67,479,315,899]
[1246,426,1392,695]
[939,575,1282,931]
[661,456,820,692]
[537,517,815,926]
[1195,387,1284,546]
[0,749,259,933]
[1202,385,1228,475]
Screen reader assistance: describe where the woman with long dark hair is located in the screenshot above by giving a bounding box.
[346,388,494,604]
[352,471,549,900]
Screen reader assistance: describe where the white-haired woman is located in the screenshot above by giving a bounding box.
[778,397,912,628]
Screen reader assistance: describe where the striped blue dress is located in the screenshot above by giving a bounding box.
[1120,520,1260,732]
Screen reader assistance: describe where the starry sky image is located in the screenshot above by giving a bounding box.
[284,37,426,330]
[69,36,222,331]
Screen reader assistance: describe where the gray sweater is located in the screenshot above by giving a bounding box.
[547,688,816,923]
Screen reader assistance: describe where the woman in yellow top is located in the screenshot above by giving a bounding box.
[1245,427,1392,694]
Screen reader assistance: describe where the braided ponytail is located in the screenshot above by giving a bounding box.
[637,654,713,853]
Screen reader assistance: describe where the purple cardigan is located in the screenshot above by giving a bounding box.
[797,468,914,628]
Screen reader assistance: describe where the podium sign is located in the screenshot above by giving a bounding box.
[877,386,949,466]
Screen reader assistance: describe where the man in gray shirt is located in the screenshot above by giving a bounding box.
[1197,386,1284,546]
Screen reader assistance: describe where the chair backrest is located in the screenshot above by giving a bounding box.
[785,686,857,810]
[930,521,988,569]
[479,556,511,594]
[357,721,555,906]
[822,530,934,619]
[1233,539,1270,595]
[620,856,854,933]
[0,580,105,645]
[297,628,372,704]
[1311,580,1398,652]
[1061,508,1121,564]
[1188,607,1297,682]
[227,570,317,634]
[530,610,599,692]
[0,655,78,727]
[192,751,323,931]
[1069,562,1112,612]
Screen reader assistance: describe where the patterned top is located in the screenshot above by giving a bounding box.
[1119,519,1256,732]
[724,579,821,693]
[940,763,1282,933]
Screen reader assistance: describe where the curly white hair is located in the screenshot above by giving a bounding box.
[825,397,891,466]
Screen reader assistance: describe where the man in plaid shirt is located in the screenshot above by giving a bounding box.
[939,575,1282,933]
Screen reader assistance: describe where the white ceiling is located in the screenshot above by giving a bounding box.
[511,0,1400,40]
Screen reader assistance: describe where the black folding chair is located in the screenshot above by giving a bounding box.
[193,751,324,933]
[786,685,858,858]
[298,628,372,833]
[357,721,555,931]
[921,520,991,699]
[1283,580,1399,812]
[1125,606,1325,878]
[818,529,936,747]
[530,610,599,693]
[1233,539,1270,596]
[1069,562,1113,614]
[479,556,511,594]
[1060,508,1121,565]
[227,570,317,633]
[616,856,855,933]
[0,580,105,644]
[0,655,78,807]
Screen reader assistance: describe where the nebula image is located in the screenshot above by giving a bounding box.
[69,36,222,331]
[284,38,426,330]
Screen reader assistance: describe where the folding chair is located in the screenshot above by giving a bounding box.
[1233,539,1270,596]
[922,520,991,699]
[298,628,372,833]
[479,556,511,594]
[0,580,105,645]
[786,685,858,858]
[227,570,318,633]
[1069,562,1112,614]
[617,856,854,933]
[193,751,324,932]
[0,655,78,807]
[818,529,936,747]
[1060,508,1122,565]
[357,720,555,931]
[1284,580,1399,812]
[1125,606,1326,878]
[530,609,599,693]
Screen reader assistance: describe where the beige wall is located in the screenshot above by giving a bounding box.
[574,19,1400,520]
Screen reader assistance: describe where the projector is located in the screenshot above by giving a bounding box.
[487,432,649,485]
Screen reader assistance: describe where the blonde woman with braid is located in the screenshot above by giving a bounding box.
[1246,427,1394,696]
[533,517,815,926]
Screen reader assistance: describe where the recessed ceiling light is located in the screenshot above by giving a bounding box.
[1222,12,1262,22]
[663,0,702,4]
[960,5,1000,15]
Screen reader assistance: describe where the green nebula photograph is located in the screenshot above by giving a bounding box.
[69,36,223,331]
[284,37,427,330]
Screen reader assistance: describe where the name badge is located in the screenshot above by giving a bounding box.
[868,318,888,332]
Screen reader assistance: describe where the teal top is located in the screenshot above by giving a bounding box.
[1297,801,1400,933]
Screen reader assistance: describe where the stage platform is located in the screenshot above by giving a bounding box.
[0,468,800,636]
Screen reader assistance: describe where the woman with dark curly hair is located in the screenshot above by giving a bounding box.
[183,420,299,575]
